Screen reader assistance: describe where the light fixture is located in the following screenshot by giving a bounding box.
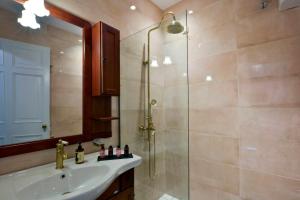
[163,56,172,65]
[130,5,136,10]
[78,39,82,43]
[24,0,50,17]
[18,9,40,29]
[188,10,194,15]
[150,59,159,68]
[183,73,187,77]
[60,51,64,54]
[205,75,213,81]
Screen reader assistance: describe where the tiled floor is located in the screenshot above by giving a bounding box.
[158,194,179,200]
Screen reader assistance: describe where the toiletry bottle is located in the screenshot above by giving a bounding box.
[124,144,129,157]
[108,145,113,157]
[75,142,84,164]
[116,145,121,157]
[99,144,105,159]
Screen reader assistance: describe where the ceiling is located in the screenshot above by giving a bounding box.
[150,0,182,10]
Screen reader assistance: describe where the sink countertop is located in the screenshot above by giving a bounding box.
[0,152,142,200]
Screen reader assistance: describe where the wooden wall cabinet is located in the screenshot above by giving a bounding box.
[90,21,120,138]
[92,22,120,96]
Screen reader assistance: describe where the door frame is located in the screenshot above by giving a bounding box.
[0,1,95,157]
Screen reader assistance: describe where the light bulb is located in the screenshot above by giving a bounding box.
[163,56,172,65]
[206,75,213,81]
[150,59,159,68]
[130,5,136,10]
[18,9,40,29]
[24,0,50,17]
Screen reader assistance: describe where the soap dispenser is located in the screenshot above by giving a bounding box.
[75,142,85,164]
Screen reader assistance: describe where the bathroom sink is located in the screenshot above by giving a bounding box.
[0,153,142,200]
[16,166,110,200]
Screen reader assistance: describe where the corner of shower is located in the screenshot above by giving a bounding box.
[120,10,189,200]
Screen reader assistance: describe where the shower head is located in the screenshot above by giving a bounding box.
[167,20,184,34]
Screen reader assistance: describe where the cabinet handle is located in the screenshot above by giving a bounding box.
[113,190,119,195]
[42,124,47,131]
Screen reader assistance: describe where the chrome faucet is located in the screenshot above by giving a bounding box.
[56,139,69,169]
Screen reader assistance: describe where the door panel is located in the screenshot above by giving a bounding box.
[0,71,5,142]
[0,48,3,65]
[13,73,43,122]
[0,38,50,145]
[13,49,43,69]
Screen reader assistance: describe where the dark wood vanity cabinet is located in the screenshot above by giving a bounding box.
[96,169,134,200]
[92,22,120,96]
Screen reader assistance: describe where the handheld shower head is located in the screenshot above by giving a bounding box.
[150,99,157,106]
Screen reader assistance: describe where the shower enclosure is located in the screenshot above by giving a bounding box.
[120,12,189,200]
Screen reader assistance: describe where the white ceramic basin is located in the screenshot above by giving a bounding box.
[0,153,142,200]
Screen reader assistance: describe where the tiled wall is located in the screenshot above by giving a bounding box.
[167,0,300,199]
[120,15,189,199]
[120,27,167,200]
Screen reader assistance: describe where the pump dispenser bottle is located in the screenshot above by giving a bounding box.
[75,142,85,164]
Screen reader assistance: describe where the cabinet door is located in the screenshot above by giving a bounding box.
[110,188,134,200]
[102,23,120,96]
[92,22,120,96]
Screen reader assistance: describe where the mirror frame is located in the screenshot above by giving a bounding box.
[0,0,93,157]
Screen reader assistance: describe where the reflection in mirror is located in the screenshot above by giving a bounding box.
[0,0,83,146]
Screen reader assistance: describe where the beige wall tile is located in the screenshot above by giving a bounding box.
[191,183,241,200]
[190,108,239,137]
[237,36,300,79]
[240,169,300,200]
[239,76,300,107]
[164,0,300,199]
[239,108,300,143]
[190,80,238,109]
[240,108,300,179]
[235,0,278,19]
[164,108,188,130]
[164,85,189,109]
[190,51,237,83]
[240,136,300,179]
[190,132,239,165]
[190,0,236,30]
[163,64,188,87]
[190,159,240,195]
[236,7,300,48]
[190,22,237,58]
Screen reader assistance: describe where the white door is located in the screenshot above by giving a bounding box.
[0,38,50,145]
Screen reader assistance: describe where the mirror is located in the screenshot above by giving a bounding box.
[0,0,83,146]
